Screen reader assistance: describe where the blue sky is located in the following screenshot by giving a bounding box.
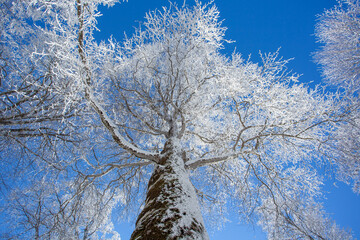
[94,0,360,239]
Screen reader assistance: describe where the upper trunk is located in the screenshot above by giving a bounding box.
[130,139,209,240]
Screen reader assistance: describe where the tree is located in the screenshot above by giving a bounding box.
[1,0,124,238]
[0,0,354,239]
[315,0,360,193]
[1,178,120,240]
[0,0,84,182]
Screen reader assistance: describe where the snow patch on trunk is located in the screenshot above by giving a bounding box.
[131,139,209,240]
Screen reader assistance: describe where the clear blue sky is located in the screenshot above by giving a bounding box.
[94,0,360,239]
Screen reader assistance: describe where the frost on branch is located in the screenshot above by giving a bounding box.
[2,174,121,239]
[315,0,360,193]
[315,0,360,90]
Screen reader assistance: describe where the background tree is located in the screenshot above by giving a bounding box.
[2,177,120,240]
[315,0,360,193]
[1,0,125,238]
[0,0,354,239]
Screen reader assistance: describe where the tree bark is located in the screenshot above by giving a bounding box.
[130,140,209,240]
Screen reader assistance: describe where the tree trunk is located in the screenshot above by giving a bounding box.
[130,140,209,240]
